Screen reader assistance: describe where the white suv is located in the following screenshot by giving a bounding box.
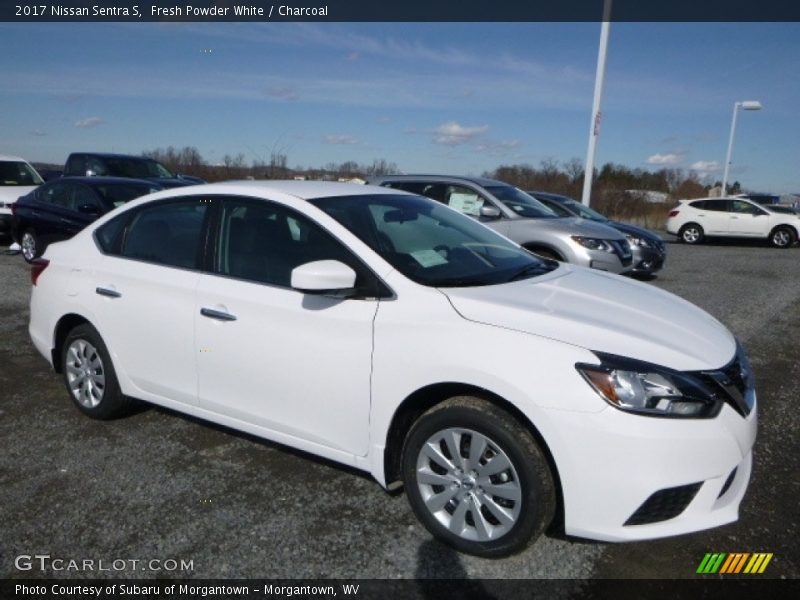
[0,155,43,240]
[667,197,800,247]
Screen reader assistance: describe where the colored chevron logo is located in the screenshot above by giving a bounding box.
[696,552,773,574]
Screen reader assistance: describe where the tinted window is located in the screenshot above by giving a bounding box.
[691,200,729,212]
[121,200,208,269]
[39,182,71,207]
[537,198,574,218]
[730,200,765,215]
[95,214,128,253]
[71,185,102,211]
[94,183,158,208]
[216,199,377,292]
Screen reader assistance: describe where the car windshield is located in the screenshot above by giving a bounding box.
[310,194,556,287]
[94,183,160,208]
[0,161,44,186]
[484,185,558,219]
[562,199,608,221]
[104,158,174,179]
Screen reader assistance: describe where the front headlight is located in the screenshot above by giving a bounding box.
[571,236,614,252]
[576,354,722,418]
[626,234,652,248]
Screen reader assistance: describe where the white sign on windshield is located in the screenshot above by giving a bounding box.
[448,192,482,216]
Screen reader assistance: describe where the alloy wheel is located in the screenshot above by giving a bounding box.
[65,339,106,408]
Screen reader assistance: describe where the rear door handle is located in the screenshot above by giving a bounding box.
[200,307,237,321]
[96,287,121,298]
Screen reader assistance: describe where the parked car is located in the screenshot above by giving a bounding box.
[667,197,800,248]
[63,153,205,188]
[528,191,666,277]
[29,180,756,557]
[13,176,162,262]
[368,175,633,273]
[0,155,43,240]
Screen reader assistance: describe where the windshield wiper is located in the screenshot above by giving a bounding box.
[506,262,556,282]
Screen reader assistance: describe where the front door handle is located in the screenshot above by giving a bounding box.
[96,287,121,298]
[200,307,237,322]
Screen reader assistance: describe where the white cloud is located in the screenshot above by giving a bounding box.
[646,153,682,165]
[691,160,722,172]
[30,129,47,136]
[433,121,489,146]
[323,134,358,145]
[74,117,105,129]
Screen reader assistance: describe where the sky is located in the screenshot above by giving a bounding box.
[1,21,799,193]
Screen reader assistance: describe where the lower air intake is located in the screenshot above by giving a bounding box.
[624,482,703,526]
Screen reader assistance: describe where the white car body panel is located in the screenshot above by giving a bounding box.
[29,180,758,544]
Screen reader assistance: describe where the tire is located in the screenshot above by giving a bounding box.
[770,226,796,248]
[61,324,132,419]
[679,223,704,245]
[402,396,556,558]
[21,229,41,263]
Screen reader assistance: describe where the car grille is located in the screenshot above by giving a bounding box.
[696,350,755,418]
[609,239,633,266]
[624,482,703,526]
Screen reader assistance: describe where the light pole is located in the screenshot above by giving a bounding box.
[720,100,762,197]
[581,0,612,207]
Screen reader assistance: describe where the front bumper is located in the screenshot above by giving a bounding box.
[545,399,756,542]
[630,245,667,275]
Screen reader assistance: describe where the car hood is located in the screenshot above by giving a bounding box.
[442,265,735,371]
[0,185,37,204]
[607,220,663,242]
[512,217,627,240]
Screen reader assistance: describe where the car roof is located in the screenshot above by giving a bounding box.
[141,179,406,203]
[0,154,33,163]
[368,174,512,188]
[68,152,156,160]
[54,176,163,187]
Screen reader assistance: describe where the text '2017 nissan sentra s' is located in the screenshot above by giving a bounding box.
[28,181,756,557]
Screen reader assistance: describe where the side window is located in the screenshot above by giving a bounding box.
[86,157,108,176]
[731,200,764,215]
[95,213,129,254]
[66,155,86,176]
[444,184,485,216]
[217,199,373,290]
[689,200,706,210]
[69,185,102,212]
[39,183,71,207]
[121,200,208,269]
[704,200,729,212]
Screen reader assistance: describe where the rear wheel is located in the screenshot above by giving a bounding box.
[679,223,704,245]
[770,226,796,248]
[21,229,41,263]
[402,396,555,557]
[62,324,132,419]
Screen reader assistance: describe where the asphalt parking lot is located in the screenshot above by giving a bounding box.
[1,237,798,581]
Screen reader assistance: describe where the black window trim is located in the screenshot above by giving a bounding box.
[92,196,215,273]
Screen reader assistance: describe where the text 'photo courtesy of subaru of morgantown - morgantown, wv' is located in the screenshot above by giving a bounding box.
[28,180,757,557]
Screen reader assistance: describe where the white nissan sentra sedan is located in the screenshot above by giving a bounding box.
[29,181,757,557]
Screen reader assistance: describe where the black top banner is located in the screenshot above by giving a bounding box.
[3,0,800,22]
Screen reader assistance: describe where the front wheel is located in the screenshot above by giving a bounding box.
[770,226,796,248]
[62,324,132,419]
[402,396,556,557]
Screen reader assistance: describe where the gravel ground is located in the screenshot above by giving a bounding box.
[0,236,798,581]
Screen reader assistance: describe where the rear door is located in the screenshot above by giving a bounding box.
[88,197,210,406]
[691,199,730,234]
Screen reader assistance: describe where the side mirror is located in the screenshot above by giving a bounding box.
[77,204,101,215]
[479,205,502,219]
[291,260,356,294]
